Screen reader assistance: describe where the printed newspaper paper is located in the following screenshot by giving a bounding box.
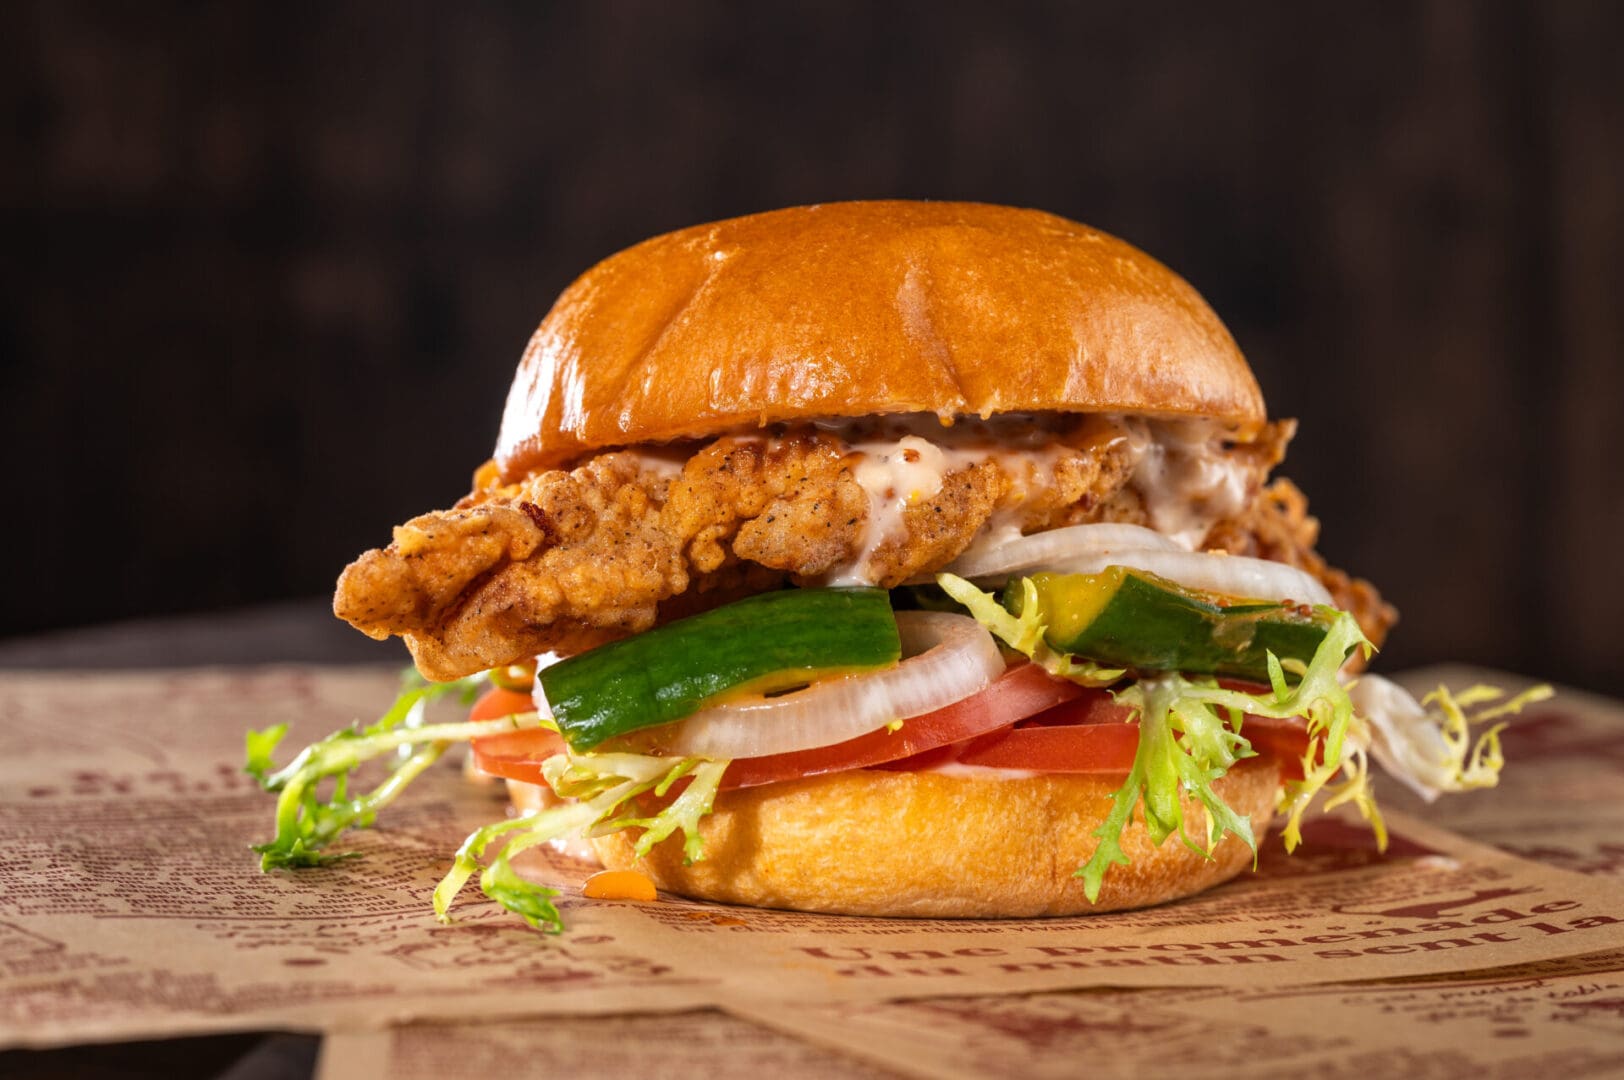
[727,949,1624,1080]
[1,666,1621,1051]
[725,664,1624,1079]
[315,1010,895,1080]
[321,951,1624,1080]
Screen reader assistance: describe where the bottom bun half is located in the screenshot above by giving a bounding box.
[579,759,1279,918]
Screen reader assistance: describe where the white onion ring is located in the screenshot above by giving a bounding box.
[1047,548,1334,606]
[644,611,1004,760]
[938,522,1185,582]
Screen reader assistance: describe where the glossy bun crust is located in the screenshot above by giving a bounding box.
[589,758,1277,918]
[496,201,1263,478]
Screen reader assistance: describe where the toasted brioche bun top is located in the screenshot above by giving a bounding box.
[496,200,1263,478]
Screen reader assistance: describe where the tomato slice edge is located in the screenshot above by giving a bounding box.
[715,662,1082,789]
[468,673,1317,788]
[469,663,1082,790]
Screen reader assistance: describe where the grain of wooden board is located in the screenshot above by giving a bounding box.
[0,666,1620,1054]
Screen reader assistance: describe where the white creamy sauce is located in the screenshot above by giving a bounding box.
[1123,419,1252,549]
[811,412,1070,447]
[826,434,1077,587]
[827,435,959,586]
[816,414,1251,586]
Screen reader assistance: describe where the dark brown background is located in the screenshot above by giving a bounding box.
[3,2,1620,692]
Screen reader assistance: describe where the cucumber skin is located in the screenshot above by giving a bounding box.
[542,588,901,750]
[1016,570,1335,682]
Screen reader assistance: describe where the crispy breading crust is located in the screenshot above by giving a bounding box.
[335,419,1389,679]
[1204,478,1399,655]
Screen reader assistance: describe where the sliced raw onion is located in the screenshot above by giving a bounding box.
[928,520,1330,607]
[636,611,1004,760]
[1045,548,1334,606]
[937,522,1185,582]
[721,663,1082,789]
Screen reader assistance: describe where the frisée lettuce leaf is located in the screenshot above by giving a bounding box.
[940,569,1553,901]
[1078,673,1262,900]
[942,572,1394,899]
[246,672,525,869]
[1351,674,1552,801]
[433,751,728,932]
[250,581,1547,927]
[1069,612,1372,901]
[248,670,729,932]
[938,574,1124,687]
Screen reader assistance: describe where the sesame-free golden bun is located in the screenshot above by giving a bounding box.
[495,201,1264,479]
[495,201,1277,917]
[580,758,1278,918]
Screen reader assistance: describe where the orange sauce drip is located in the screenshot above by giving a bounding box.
[581,869,658,902]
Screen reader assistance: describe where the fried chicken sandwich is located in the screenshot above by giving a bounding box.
[247,202,1545,928]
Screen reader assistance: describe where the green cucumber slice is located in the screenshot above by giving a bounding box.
[1007,568,1340,682]
[543,587,901,750]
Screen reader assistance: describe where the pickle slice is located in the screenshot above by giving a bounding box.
[1008,568,1339,682]
[543,587,901,750]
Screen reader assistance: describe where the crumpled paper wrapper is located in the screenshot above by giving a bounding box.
[316,1009,894,1080]
[320,948,1624,1080]
[2,665,1622,1068]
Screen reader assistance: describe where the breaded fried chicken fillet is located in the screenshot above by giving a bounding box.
[335,416,1395,680]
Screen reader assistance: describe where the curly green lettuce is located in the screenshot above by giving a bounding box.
[942,570,1555,901]
[432,752,728,932]
[247,672,728,931]
[1075,613,1381,898]
[1352,674,1552,800]
[939,574,1124,687]
[246,672,496,868]
[252,586,1549,926]
[943,571,1395,899]
[1078,674,1260,899]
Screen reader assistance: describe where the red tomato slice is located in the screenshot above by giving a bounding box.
[470,727,566,782]
[1016,692,1135,727]
[953,723,1143,773]
[467,688,563,783]
[1235,716,1313,780]
[930,698,1314,777]
[872,689,1135,773]
[473,664,1082,790]
[719,663,1083,789]
[469,687,537,724]
[465,673,1314,788]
